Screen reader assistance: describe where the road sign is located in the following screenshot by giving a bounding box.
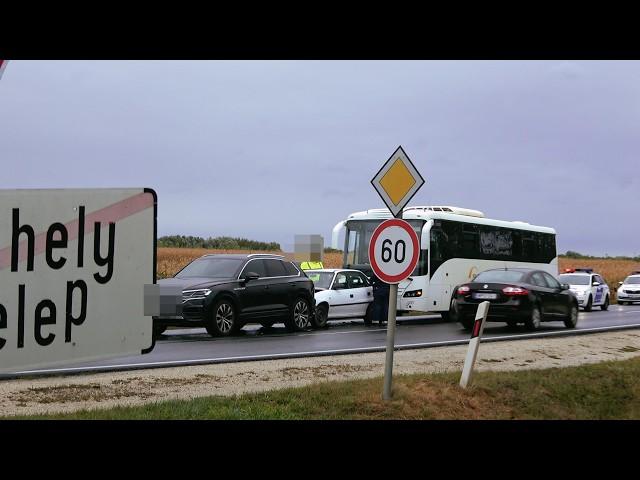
[0,188,157,373]
[371,145,425,217]
[0,60,8,81]
[368,218,419,284]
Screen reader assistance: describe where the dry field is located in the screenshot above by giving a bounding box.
[158,248,639,300]
[157,247,342,279]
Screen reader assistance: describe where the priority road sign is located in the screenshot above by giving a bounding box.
[368,218,419,284]
[371,145,425,218]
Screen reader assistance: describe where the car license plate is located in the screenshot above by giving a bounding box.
[473,292,498,300]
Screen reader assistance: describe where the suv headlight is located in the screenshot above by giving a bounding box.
[182,289,212,301]
[403,289,422,298]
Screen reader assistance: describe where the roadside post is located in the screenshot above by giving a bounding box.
[370,146,425,400]
[459,301,490,388]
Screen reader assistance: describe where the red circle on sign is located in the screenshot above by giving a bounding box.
[368,218,420,284]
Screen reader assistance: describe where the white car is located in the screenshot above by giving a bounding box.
[305,269,374,327]
[617,273,640,305]
[558,268,610,311]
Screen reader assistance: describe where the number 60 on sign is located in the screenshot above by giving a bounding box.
[368,219,420,284]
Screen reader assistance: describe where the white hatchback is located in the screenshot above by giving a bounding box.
[305,269,374,327]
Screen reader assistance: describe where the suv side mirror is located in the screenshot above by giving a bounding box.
[560,283,570,290]
[592,281,600,286]
[618,281,623,286]
[242,272,260,282]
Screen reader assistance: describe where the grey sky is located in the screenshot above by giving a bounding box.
[1,60,638,256]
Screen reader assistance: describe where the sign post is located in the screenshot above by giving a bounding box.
[370,146,424,400]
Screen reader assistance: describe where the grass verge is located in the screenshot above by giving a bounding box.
[7,356,640,420]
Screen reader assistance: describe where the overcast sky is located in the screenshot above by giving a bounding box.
[1,60,638,256]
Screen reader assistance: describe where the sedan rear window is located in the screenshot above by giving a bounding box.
[474,270,526,283]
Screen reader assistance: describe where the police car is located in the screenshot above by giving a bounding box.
[557,268,610,311]
[305,269,374,327]
[617,271,640,305]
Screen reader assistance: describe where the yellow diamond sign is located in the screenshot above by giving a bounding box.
[371,146,424,217]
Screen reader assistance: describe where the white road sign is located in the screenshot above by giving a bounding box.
[0,188,157,373]
[368,218,420,284]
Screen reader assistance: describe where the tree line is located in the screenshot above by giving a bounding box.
[562,251,640,261]
[158,235,281,251]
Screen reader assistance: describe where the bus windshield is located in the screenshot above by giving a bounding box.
[344,219,426,275]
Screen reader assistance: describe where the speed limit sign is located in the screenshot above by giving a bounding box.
[368,219,420,284]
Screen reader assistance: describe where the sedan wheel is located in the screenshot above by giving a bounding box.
[525,305,541,331]
[601,295,609,311]
[584,295,593,312]
[285,298,311,332]
[312,304,328,329]
[564,303,579,328]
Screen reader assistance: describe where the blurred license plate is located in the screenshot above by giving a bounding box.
[473,292,498,300]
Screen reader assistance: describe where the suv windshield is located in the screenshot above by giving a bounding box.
[175,257,244,279]
[558,274,590,285]
[624,276,640,285]
[474,270,526,283]
[306,271,334,289]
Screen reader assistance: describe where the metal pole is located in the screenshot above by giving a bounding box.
[383,209,402,401]
[383,282,398,400]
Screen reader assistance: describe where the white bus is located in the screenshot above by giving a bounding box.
[331,206,557,320]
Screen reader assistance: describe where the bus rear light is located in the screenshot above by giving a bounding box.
[502,286,529,296]
[457,285,470,295]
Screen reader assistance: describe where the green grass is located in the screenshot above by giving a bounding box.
[8,357,640,420]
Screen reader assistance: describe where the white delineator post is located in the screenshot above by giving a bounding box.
[460,301,490,389]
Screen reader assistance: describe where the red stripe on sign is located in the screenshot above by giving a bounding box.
[0,191,154,271]
[472,318,482,338]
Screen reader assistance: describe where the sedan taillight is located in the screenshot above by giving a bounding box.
[457,285,470,295]
[502,286,529,296]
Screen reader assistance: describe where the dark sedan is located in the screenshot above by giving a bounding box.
[453,268,579,331]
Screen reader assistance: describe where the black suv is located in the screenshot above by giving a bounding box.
[153,254,316,337]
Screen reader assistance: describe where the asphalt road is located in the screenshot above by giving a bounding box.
[6,304,640,378]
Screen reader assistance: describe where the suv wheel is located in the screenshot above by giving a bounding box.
[525,305,542,331]
[285,297,311,332]
[206,299,238,337]
[601,295,609,311]
[312,304,329,329]
[564,303,579,328]
[584,295,593,312]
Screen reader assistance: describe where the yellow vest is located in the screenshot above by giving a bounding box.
[300,261,324,270]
